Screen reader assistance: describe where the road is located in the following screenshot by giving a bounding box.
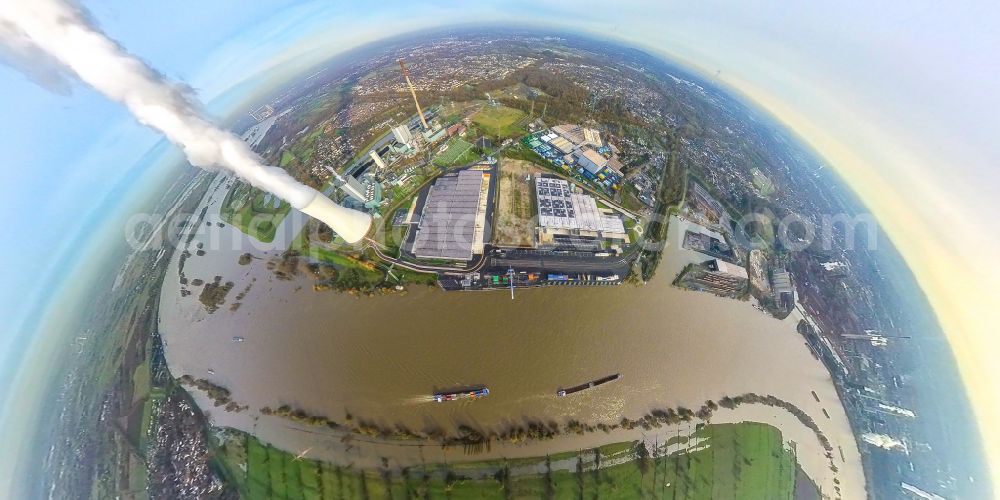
[366,238,490,274]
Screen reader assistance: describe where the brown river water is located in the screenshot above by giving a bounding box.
[158,174,863,497]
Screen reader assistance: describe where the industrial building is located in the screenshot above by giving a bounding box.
[392,124,414,145]
[368,150,387,171]
[582,127,602,146]
[771,269,794,307]
[707,258,749,281]
[331,171,366,204]
[534,176,627,247]
[249,104,275,122]
[423,125,447,143]
[702,258,749,293]
[411,169,489,261]
[538,131,574,154]
[550,124,602,148]
[527,124,623,193]
[682,230,735,261]
[577,148,609,176]
[676,257,749,298]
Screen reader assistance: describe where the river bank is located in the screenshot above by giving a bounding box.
[158,187,865,498]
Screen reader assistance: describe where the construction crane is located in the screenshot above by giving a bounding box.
[398,59,429,130]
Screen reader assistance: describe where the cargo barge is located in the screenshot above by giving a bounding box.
[433,386,490,402]
[557,373,621,396]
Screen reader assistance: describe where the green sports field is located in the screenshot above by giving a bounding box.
[751,168,776,197]
[472,105,526,138]
[433,137,477,167]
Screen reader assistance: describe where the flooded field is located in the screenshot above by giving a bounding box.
[159,175,864,497]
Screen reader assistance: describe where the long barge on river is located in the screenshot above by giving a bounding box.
[432,386,490,402]
[557,373,621,396]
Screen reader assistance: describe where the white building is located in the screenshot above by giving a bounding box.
[392,124,414,145]
[368,150,387,171]
[709,258,749,281]
[332,172,366,203]
[534,176,626,242]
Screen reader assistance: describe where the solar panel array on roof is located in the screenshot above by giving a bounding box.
[535,178,577,229]
[535,177,625,234]
[411,170,485,261]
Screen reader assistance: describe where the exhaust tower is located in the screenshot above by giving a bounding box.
[398,59,429,130]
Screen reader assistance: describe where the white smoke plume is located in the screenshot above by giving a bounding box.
[0,1,371,243]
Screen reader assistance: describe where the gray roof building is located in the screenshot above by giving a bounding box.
[576,147,609,175]
[411,170,487,261]
[772,270,794,295]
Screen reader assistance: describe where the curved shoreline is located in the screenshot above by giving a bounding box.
[159,194,865,499]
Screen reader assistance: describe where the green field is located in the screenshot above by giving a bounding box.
[433,137,477,167]
[216,422,801,499]
[220,182,293,242]
[290,229,437,289]
[290,230,384,284]
[472,105,526,138]
[752,168,776,197]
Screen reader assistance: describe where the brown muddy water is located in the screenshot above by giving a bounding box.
[158,180,863,497]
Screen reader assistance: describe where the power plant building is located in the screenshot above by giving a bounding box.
[330,171,366,204]
[368,150,387,170]
[411,170,489,261]
[392,124,414,145]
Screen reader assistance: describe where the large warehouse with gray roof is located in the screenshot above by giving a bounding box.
[410,169,489,261]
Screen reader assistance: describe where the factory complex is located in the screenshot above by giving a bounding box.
[524,123,625,195]
[400,165,631,264]
[270,57,640,290]
[335,106,450,214]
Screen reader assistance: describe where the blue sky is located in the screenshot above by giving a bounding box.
[2,0,999,493]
